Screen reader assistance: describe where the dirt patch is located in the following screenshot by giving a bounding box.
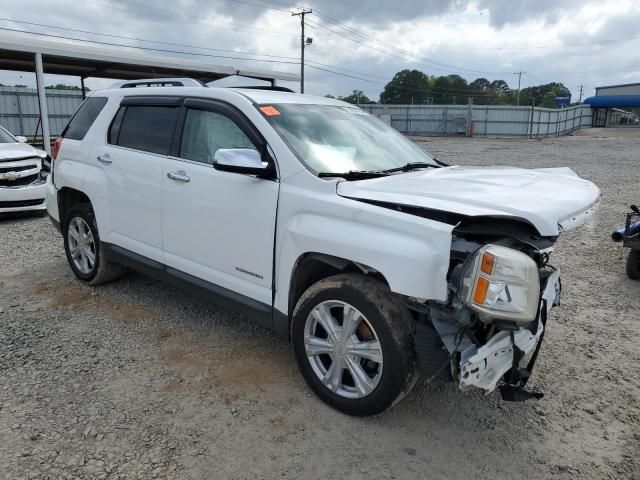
[33,281,161,324]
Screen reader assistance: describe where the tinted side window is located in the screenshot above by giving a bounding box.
[179,109,256,164]
[63,97,108,140]
[116,106,179,155]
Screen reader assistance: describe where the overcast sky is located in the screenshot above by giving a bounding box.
[1,0,639,102]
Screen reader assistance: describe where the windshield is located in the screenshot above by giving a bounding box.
[259,103,437,174]
[0,127,17,144]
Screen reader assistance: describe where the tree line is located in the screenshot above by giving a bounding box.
[327,69,572,108]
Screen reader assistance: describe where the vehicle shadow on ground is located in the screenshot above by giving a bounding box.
[0,210,47,222]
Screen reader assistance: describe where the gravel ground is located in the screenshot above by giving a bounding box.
[0,128,639,480]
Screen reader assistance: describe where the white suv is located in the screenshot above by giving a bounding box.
[47,79,600,415]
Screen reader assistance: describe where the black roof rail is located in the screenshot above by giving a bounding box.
[108,78,208,89]
[229,85,296,93]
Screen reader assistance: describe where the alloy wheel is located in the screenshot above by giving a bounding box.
[304,300,383,399]
[67,217,96,274]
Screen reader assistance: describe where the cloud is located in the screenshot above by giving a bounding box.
[475,0,579,28]
[0,0,638,105]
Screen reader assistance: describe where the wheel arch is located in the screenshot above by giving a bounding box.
[58,187,93,225]
[274,252,390,339]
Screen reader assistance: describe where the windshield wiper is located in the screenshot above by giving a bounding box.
[317,161,444,180]
[377,162,441,174]
[317,170,389,180]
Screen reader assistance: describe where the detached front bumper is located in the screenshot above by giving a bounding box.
[458,270,561,393]
[416,269,561,399]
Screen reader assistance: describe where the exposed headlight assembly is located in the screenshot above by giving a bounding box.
[460,244,540,324]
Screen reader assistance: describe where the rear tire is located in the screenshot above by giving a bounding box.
[291,273,416,416]
[63,203,123,285]
[627,249,640,280]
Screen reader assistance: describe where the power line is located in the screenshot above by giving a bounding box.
[248,0,640,53]
[436,34,640,51]
[0,20,515,95]
[306,13,513,76]
[76,0,296,39]
[0,18,301,61]
[226,0,290,12]
[0,27,300,66]
[306,64,503,99]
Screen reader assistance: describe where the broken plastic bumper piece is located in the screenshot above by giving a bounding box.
[458,270,561,396]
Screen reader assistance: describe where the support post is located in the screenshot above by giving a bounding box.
[513,71,526,106]
[529,101,535,139]
[467,96,473,137]
[81,76,86,99]
[35,52,51,153]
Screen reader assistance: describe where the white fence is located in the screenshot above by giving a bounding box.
[360,104,592,138]
[0,86,593,139]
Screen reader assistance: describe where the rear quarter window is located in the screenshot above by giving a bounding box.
[62,97,108,141]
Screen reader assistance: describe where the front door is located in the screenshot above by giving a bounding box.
[161,99,279,308]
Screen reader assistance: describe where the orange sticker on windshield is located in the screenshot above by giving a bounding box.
[259,106,281,116]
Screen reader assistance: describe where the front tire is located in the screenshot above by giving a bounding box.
[627,249,640,280]
[63,203,123,285]
[292,274,416,416]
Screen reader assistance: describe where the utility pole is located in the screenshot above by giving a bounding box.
[292,8,312,93]
[578,85,584,103]
[513,71,526,106]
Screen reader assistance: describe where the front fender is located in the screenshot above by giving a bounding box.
[274,187,454,315]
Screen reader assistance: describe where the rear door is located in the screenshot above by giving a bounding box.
[99,96,181,262]
[161,98,279,308]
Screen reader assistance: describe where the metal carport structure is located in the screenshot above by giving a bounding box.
[0,32,298,153]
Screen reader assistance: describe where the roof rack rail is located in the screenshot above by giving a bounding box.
[230,85,295,93]
[108,78,207,89]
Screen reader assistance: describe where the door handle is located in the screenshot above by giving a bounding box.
[167,170,190,183]
[96,153,112,164]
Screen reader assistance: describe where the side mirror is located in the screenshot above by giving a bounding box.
[15,135,28,143]
[212,148,272,177]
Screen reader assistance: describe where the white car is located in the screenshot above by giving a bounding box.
[46,79,600,416]
[0,125,49,213]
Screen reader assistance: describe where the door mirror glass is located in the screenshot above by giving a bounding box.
[213,148,271,176]
[15,135,28,143]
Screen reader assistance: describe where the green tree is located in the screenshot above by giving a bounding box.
[431,74,469,104]
[487,80,512,105]
[379,69,431,104]
[518,82,570,108]
[469,77,490,92]
[340,90,372,104]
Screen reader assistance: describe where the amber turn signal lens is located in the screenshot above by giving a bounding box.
[480,252,495,275]
[473,277,489,304]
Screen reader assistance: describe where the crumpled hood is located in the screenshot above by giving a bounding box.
[0,143,45,161]
[337,166,600,236]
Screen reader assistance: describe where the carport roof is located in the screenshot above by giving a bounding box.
[583,95,640,108]
[0,32,299,83]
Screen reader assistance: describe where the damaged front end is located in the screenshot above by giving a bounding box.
[414,221,561,401]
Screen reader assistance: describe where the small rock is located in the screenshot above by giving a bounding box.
[404,447,417,456]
